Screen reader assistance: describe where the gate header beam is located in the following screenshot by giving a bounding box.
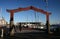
[7,6,51,15]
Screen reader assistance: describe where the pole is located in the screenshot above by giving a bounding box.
[46,14,50,34]
[9,11,14,36]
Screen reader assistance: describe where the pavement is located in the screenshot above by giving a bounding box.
[0,30,60,39]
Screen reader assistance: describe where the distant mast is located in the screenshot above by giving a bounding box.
[44,0,48,10]
[0,8,2,19]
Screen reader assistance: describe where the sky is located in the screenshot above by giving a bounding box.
[0,0,60,24]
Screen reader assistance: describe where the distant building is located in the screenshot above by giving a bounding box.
[0,17,7,27]
[16,22,42,28]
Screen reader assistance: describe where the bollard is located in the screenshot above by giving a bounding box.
[1,29,3,38]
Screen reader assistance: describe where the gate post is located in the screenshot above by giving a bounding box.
[46,14,50,34]
[9,11,14,36]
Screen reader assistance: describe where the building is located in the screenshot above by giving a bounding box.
[16,22,42,28]
[0,17,7,27]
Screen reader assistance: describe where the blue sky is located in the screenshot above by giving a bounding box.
[0,0,60,24]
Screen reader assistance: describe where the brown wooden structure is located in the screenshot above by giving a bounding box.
[7,6,51,34]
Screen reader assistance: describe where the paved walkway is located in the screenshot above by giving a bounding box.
[0,30,60,39]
